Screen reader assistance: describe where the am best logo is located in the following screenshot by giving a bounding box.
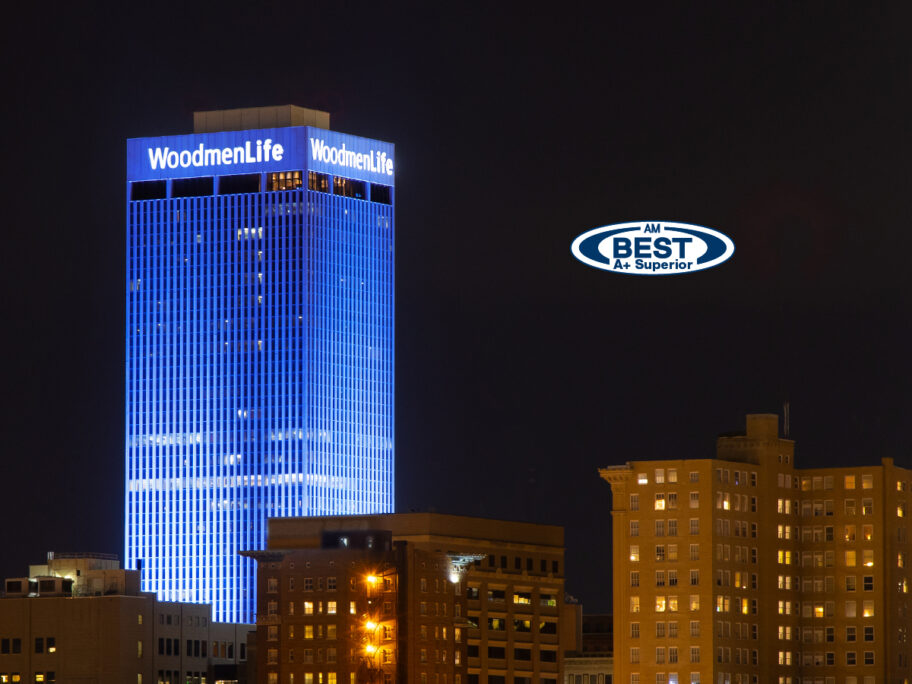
[571,221,735,275]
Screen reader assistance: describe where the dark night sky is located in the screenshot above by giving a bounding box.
[2,3,912,612]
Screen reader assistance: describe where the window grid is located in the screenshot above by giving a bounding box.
[125,157,395,622]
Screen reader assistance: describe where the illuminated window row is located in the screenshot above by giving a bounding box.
[629,596,701,612]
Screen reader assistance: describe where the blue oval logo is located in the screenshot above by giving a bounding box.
[571,221,735,275]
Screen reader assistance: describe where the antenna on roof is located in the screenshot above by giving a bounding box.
[783,401,790,438]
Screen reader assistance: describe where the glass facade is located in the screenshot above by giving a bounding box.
[125,125,394,622]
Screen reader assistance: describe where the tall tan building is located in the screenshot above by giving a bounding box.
[600,414,912,684]
[246,513,573,684]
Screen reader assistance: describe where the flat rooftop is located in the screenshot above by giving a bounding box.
[267,512,564,550]
[193,105,330,133]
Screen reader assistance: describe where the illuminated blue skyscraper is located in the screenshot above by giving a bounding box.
[125,106,395,622]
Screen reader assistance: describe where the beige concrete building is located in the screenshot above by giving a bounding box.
[600,413,912,684]
[247,513,574,684]
[0,552,253,684]
[562,655,613,684]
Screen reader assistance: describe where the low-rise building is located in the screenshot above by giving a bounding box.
[246,513,572,684]
[563,613,613,684]
[0,552,254,684]
[562,655,613,684]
